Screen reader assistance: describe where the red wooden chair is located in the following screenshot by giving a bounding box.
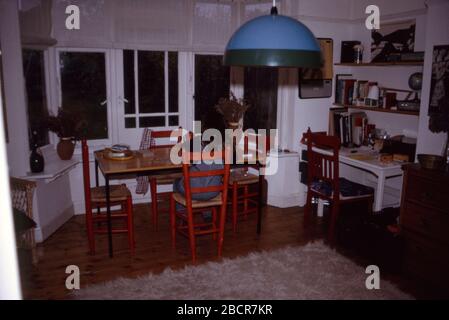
[228,133,269,233]
[169,149,230,262]
[82,139,134,254]
[149,128,191,229]
[303,129,374,243]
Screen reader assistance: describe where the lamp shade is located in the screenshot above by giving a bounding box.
[224,13,322,68]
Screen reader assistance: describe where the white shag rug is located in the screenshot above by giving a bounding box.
[73,242,412,300]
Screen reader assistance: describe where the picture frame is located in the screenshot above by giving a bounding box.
[371,19,416,63]
[428,45,449,115]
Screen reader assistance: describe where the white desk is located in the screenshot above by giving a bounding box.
[302,145,404,212]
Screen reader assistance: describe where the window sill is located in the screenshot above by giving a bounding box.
[22,145,79,183]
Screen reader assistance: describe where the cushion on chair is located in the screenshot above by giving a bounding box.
[172,192,222,208]
[310,178,374,200]
[229,171,259,185]
[91,184,131,202]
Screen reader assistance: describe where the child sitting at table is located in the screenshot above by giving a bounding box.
[172,123,225,221]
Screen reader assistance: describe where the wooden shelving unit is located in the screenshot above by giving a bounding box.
[333,103,419,116]
[334,61,423,67]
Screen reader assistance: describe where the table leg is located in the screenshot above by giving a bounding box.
[257,172,263,235]
[95,159,100,215]
[374,172,386,212]
[105,176,113,258]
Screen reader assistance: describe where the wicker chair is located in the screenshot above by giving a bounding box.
[10,177,37,263]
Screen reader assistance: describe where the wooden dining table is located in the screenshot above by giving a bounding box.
[94,147,264,258]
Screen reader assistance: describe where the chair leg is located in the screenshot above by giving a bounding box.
[304,190,313,228]
[368,197,374,215]
[212,207,217,240]
[170,195,176,249]
[232,183,238,233]
[243,185,249,219]
[150,178,158,230]
[217,204,226,258]
[187,209,196,263]
[85,209,95,255]
[328,203,340,245]
[126,196,135,253]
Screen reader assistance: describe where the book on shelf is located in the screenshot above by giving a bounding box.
[351,80,379,107]
[329,107,367,147]
[328,107,346,136]
[334,72,369,107]
[350,112,367,146]
[335,74,353,105]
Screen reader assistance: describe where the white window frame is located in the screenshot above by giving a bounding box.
[55,47,114,147]
[122,50,180,131]
[240,66,280,131]
[21,47,52,150]
[190,52,241,133]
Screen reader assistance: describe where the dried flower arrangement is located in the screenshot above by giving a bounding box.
[215,92,251,128]
[45,107,87,140]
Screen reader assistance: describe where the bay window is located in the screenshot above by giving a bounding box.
[58,51,108,140]
[23,49,49,148]
[123,50,179,129]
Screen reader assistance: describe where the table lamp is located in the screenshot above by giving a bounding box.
[366,85,379,107]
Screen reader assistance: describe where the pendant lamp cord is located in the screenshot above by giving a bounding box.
[271,0,278,15]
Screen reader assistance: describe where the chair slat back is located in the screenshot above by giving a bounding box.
[181,150,230,202]
[304,129,341,198]
[150,128,191,149]
[150,130,177,149]
[234,133,270,168]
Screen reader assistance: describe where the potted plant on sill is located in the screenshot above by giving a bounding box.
[45,108,87,160]
[215,92,250,130]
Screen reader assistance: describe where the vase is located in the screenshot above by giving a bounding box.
[30,144,44,173]
[57,137,75,160]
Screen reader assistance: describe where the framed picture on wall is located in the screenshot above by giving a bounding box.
[298,38,333,99]
[371,19,415,63]
[428,45,449,115]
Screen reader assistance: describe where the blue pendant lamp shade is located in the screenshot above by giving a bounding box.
[224,9,322,68]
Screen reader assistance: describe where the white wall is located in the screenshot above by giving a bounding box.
[286,0,427,150]
[290,19,353,150]
[0,0,30,177]
[350,0,427,20]
[415,0,449,156]
[0,7,22,296]
[348,0,448,156]
[344,9,427,139]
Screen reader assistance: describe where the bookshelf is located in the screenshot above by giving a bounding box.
[334,62,423,67]
[333,103,419,116]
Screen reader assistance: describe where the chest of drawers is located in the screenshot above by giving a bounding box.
[400,164,449,294]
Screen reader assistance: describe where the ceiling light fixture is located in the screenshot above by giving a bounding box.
[224,0,322,68]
